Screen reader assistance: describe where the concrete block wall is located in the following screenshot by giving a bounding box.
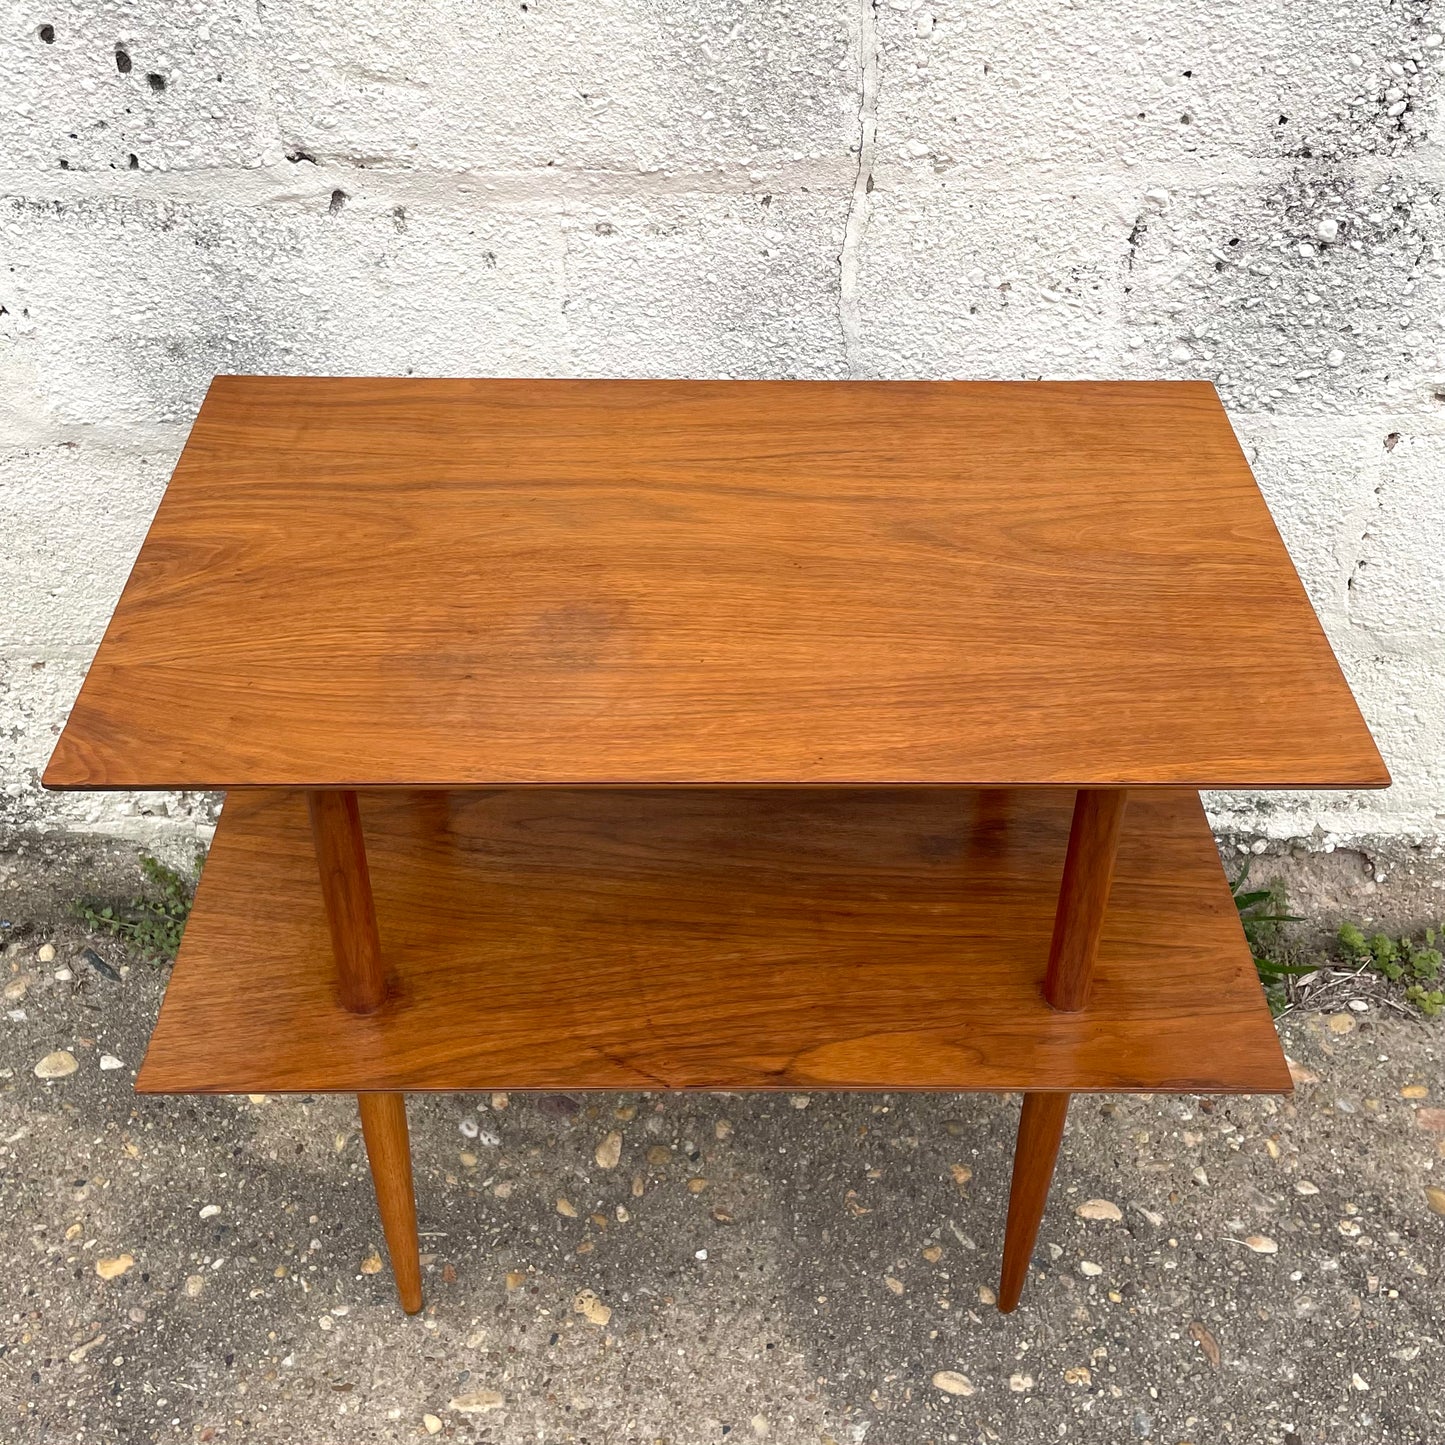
[2,0,1442,846]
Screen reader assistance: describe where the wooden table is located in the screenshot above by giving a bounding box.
[44,377,1387,1315]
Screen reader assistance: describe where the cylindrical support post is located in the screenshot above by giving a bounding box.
[998,1091,1070,1312]
[358,1091,423,1314]
[308,789,387,1014]
[1042,788,1127,1011]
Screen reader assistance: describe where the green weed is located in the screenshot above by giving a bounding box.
[1231,859,1309,1013]
[75,854,199,961]
[1338,922,1445,1018]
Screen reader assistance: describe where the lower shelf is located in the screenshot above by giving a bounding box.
[137,788,1289,1096]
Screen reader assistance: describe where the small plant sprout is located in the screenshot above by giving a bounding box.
[75,854,200,961]
[1338,923,1445,1018]
[1230,859,1308,1013]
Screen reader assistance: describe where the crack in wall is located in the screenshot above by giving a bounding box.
[838,0,879,378]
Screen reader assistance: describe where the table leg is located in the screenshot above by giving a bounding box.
[998,1091,1070,1312]
[358,1091,423,1314]
[307,790,386,1013]
[1042,788,1127,1011]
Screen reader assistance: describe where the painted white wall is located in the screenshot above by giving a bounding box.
[2,0,1442,843]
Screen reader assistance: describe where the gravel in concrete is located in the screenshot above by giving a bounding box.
[2,907,1443,1444]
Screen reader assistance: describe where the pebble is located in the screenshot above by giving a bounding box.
[1401,1084,1429,1099]
[884,1276,904,1295]
[3,975,29,1001]
[1064,1366,1092,1385]
[459,1117,479,1138]
[1078,1260,1103,1276]
[37,943,56,963]
[922,1244,943,1263]
[506,1270,526,1290]
[1316,218,1340,243]
[360,1251,383,1275]
[556,1197,577,1217]
[1425,1186,1445,1216]
[751,1415,770,1437]
[790,1095,811,1110]
[1295,1180,1320,1195]
[595,1130,622,1169]
[950,1164,972,1187]
[1327,1013,1355,1034]
[35,1050,78,1079]
[450,1391,504,1413]
[1009,1373,1035,1392]
[573,1289,611,1326]
[715,1119,733,1140]
[490,1092,509,1110]
[1352,1373,1370,1391]
[1286,1058,1321,1085]
[96,1254,135,1280]
[932,1370,975,1396]
[68,1334,106,1364]
[99,1054,125,1071]
[54,967,73,982]
[184,1274,205,1297]
[977,1285,996,1305]
[1243,1235,1278,1254]
[1076,1198,1122,1221]
[423,1414,443,1434]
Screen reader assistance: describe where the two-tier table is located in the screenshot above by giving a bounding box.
[43,377,1388,1314]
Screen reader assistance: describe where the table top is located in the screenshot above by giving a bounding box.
[45,376,1387,791]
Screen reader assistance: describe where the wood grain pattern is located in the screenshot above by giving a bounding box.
[998,1092,1070,1312]
[136,787,1291,1095]
[308,790,387,1013]
[357,1092,423,1314]
[45,377,1387,791]
[1043,789,1128,1011]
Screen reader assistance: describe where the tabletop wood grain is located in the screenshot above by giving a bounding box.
[136,786,1290,1095]
[45,377,1387,790]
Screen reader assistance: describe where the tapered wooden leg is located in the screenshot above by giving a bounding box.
[358,1092,423,1314]
[998,1091,1070,1313]
[1043,788,1127,1011]
[308,790,386,1013]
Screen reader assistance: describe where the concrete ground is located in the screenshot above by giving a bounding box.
[2,842,1443,1445]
